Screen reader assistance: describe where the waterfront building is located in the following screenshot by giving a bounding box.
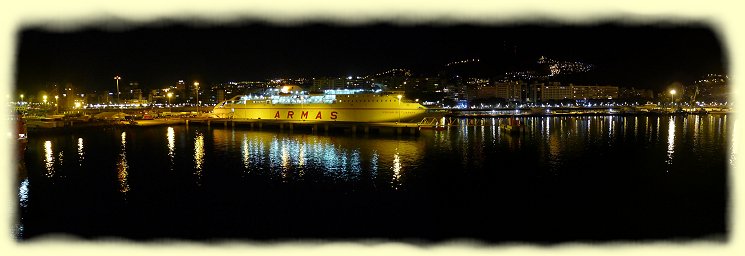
[494,81,522,102]
[570,84,619,100]
[534,82,572,101]
[471,85,497,99]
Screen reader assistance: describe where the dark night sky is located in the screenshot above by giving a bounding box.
[14,22,726,94]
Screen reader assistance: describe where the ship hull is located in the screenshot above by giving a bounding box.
[213,102,427,123]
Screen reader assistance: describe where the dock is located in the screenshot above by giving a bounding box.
[182,118,423,136]
[140,118,424,136]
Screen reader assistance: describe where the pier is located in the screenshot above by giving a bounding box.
[156,118,422,136]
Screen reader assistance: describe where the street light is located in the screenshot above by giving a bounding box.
[670,89,677,111]
[167,92,173,113]
[20,94,23,104]
[397,94,402,124]
[54,95,59,114]
[43,95,47,105]
[114,75,121,104]
[194,82,199,115]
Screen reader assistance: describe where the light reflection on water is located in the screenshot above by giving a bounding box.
[19,178,29,207]
[167,127,175,170]
[210,129,423,184]
[667,117,676,168]
[241,134,249,169]
[16,178,29,239]
[43,141,54,178]
[26,115,732,194]
[77,138,84,166]
[117,131,129,193]
[392,151,401,189]
[194,132,205,185]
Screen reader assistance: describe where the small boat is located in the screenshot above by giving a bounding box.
[16,118,27,142]
[24,116,60,128]
[500,116,523,135]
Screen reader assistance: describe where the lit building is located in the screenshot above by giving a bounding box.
[571,84,619,100]
[534,82,572,101]
[468,85,497,100]
[494,81,522,102]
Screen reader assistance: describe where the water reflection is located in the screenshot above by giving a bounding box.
[666,117,676,168]
[77,138,84,166]
[392,151,402,190]
[43,141,54,178]
[58,150,64,166]
[167,127,175,170]
[19,178,29,207]
[194,132,205,185]
[210,129,422,184]
[118,132,129,193]
[299,141,307,168]
[16,178,29,239]
[281,138,290,174]
[241,134,250,169]
[370,150,379,178]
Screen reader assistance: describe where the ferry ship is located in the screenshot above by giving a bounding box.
[212,85,428,123]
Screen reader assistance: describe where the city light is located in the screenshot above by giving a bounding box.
[114,75,121,104]
[670,89,677,108]
[194,81,200,114]
[397,94,402,124]
[167,92,173,112]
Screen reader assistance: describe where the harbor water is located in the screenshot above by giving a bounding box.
[15,115,732,243]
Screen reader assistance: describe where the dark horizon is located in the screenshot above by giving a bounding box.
[14,21,727,94]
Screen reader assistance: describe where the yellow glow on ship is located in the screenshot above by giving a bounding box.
[213,87,427,123]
